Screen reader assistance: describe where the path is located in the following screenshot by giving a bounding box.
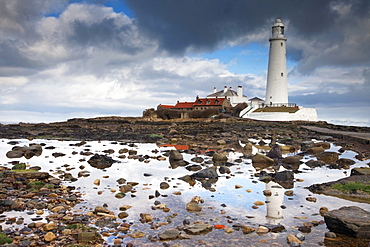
[302,126,370,144]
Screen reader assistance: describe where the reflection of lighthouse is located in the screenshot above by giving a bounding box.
[265,181,284,225]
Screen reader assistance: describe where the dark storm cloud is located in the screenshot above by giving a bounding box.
[125,0,370,73]
[125,0,335,51]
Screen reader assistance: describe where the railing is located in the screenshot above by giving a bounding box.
[258,103,297,108]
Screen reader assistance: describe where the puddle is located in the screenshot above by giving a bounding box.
[0,138,369,246]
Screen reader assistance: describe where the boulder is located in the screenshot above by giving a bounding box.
[88,154,116,169]
[191,167,218,179]
[169,150,183,161]
[242,142,253,154]
[212,153,228,162]
[324,206,370,238]
[316,152,339,165]
[266,144,282,159]
[252,153,274,167]
[336,158,356,168]
[282,155,302,169]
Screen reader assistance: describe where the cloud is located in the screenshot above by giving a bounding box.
[126,0,370,73]
[0,0,369,126]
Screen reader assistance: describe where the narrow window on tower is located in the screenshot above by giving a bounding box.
[281,73,284,77]
[281,42,283,46]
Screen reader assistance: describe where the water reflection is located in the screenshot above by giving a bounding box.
[265,181,284,225]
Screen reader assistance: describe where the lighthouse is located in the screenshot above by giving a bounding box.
[265,18,288,106]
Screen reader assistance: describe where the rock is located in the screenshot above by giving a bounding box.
[300,141,315,151]
[191,167,218,179]
[243,142,253,153]
[282,155,302,169]
[88,154,116,169]
[93,179,100,186]
[351,167,370,176]
[44,232,56,242]
[325,231,337,238]
[316,151,339,165]
[273,170,294,188]
[298,225,311,233]
[94,206,110,214]
[319,207,329,216]
[263,224,285,233]
[186,202,202,212]
[287,234,302,245]
[219,166,231,174]
[191,156,204,163]
[336,158,355,168]
[77,231,102,243]
[324,206,370,238]
[159,229,181,240]
[216,140,226,145]
[186,164,202,171]
[263,190,272,196]
[119,184,132,193]
[212,153,228,162]
[256,226,269,234]
[306,146,325,155]
[160,182,170,189]
[184,223,213,235]
[130,231,146,238]
[252,153,274,167]
[169,150,183,161]
[296,232,305,241]
[305,159,325,168]
[43,223,57,231]
[118,212,129,219]
[314,142,331,149]
[242,226,255,234]
[306,197,317,202]
[253,201,265,206]
[6,150,24,158]
[140,213,152,223]
[266,144,282,159]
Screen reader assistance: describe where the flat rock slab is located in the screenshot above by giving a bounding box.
[324,206,370,238]
[307,175,370,203]
[184,223,213,235]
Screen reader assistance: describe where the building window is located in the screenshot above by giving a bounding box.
[281,42,283,46]
[281,73,284,77]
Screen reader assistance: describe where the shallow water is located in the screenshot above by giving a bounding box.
[0,138,369,246]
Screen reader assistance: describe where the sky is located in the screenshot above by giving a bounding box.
[0,0,369,126]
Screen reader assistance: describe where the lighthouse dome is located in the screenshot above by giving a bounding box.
[273,18,284,27]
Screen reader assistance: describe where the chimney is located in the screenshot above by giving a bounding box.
[223,86,227,93]
[238,86,243,98]
[213,87,217,93]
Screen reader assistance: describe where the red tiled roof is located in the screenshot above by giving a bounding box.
[174,102,194,109]
[160,104,175,108]
[193,97,226,106]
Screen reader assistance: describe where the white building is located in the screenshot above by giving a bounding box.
[240,18,318,122]
[265,18,288,106]
[207,85,248,107]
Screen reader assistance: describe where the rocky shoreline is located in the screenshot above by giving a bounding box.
[0,116,370,246]
[1,117,369,157]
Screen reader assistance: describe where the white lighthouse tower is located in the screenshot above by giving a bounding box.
[239,18,318,121]
[265,18,288,106]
